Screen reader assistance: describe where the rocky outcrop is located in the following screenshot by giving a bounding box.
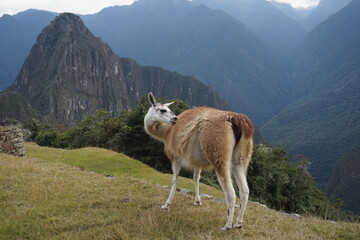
[0,128,25,156]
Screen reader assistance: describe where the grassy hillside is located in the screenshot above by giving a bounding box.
[1,143,359,239]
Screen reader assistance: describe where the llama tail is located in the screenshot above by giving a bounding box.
[229,113,254,168]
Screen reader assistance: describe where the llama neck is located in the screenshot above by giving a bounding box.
[145,121,172,142]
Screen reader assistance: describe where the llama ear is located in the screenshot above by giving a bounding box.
[164,102,174,107]
[148,92,157,107]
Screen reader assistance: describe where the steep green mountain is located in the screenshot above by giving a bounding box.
[303,0,351,30]
[83,0,289,126]
[193,0,307,56]
[0,91,38,121]
[290,0,360,102]
[326,145,360,214]
[261,0,360,189]
[7,13,227,125]
[0,10,56,90]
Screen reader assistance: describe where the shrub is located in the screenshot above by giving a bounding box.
[34,129,58,147]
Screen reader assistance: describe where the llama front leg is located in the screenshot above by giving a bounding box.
[193,168,202,206]
[232,165,249,228]
[162,162,181,209]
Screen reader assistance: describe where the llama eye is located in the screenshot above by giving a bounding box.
[160,109,167,113]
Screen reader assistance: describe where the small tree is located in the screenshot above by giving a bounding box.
[248,145,330,214]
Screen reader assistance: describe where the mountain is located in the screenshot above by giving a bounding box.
[261,0,360,189]
[326,145,360,214]
[83,0,289,126]
[0,0,292,126]
[0,10,56,90]
[0,91,38,122]
[290,0,360,102]
[303,0,351,30]
[192,0,307,56]
[6,13,228,125]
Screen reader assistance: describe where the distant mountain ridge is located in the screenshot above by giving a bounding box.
[2,0,350,126]
[82,0,289,126]
[271,0,351,30]
[270,0,315,24]
[304,0,352,30]
[193,0,307,56]
[0,0,296,126]
[5,13,227,125]
[262,0,360,195]
[0,10,56,90]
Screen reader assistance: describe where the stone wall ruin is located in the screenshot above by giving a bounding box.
[0,128,25,156]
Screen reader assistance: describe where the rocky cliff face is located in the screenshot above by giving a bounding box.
[9,13,227,125]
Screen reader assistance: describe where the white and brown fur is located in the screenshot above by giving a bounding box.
[144,93,254,230]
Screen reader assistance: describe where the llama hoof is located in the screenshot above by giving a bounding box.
[194,201,202,206]
[221,226,231,231]
[161,204,169,210]
[233,223,243,229]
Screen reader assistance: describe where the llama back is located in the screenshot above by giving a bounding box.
[169,107,254,146]
[165,107,214,158]
[166,107,253,159]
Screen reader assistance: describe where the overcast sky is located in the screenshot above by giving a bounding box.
[0,0,320,17]
[273,0,320,8]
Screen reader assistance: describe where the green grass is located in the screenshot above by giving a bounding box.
[0,126,17,132]
[0,143,359,239]
[24,143,221,197]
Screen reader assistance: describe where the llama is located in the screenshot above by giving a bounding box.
[144,92,254,230]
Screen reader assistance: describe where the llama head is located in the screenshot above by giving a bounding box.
[145,92,177,125]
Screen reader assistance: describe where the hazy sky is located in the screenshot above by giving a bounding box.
[0,0,135,16]
[273,0,320,8]
[0,0,320,17]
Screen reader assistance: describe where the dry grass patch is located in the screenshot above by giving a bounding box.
[0,145,359,239]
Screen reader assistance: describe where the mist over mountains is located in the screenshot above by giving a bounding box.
[0,0,359,214]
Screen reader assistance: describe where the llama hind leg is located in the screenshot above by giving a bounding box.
[232,164,249,228]
[162,162,181,209]
[215,168,236,230]
[193,168,202,206]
